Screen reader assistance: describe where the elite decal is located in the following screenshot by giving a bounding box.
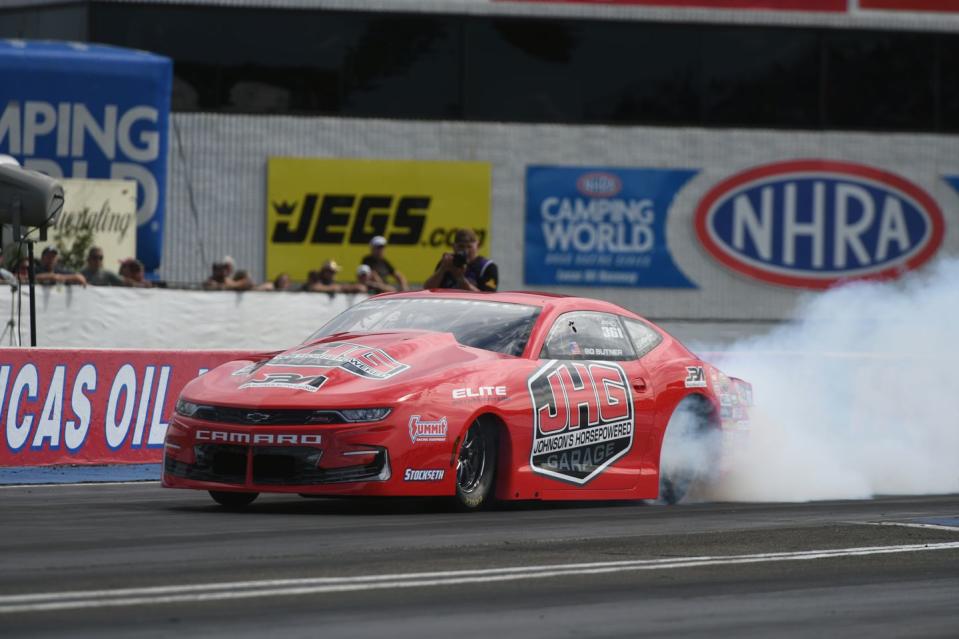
[527,360,635,484]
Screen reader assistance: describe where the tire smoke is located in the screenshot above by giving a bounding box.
[702,258,959,502]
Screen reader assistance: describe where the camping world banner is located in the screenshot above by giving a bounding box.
[525,166,697,288]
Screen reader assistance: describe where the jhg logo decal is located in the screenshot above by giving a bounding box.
[266,158,491,283]
[268,342,409,380]
[527,360,634,484]
[239,373,327,393]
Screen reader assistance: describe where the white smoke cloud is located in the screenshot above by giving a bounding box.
[700,257,959,502]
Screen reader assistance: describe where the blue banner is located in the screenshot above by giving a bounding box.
[525,166,697,288]
[0,40,172,273]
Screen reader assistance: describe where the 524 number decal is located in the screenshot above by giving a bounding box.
[527,360,635,484]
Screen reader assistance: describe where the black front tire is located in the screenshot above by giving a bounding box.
[209,490,259,508]
[454,420,497,511]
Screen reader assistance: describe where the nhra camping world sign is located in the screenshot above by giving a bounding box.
[694,160,945,289]
[525,166,697,288]
[0,350,253,467]
[266,158,491,284]
[0,41,172,273]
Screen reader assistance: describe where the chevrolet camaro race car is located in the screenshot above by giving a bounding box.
[163,290,752,509]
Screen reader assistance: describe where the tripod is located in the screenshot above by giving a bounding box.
[0,282,18,346]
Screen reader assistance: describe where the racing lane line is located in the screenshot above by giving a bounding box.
[2,542,959,614]
[858,522,959,533]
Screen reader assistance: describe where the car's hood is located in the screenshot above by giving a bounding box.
[183,330,504,408]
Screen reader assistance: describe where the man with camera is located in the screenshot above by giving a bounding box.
[423,228,498,292]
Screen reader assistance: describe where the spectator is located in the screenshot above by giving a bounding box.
[229,268,255,291]
[423,228,497,292]
[35,246,86,286]
[303,260,365,294]
[80,246,124,286]
[203,260,230,290]
[119,258,152,288]
[362,236,408,291]
[272,273,292,291]
[356,264,394,293]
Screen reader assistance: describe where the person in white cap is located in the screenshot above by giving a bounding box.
[356,263,394,294]
[361,236,408,291]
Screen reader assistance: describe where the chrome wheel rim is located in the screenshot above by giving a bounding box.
[456,425,486,494]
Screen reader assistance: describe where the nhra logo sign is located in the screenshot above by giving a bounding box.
[527,360,634,485]
[695,160,944,289]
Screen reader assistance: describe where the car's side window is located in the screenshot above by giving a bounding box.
[623,318,663,358]
[540,312,636,361]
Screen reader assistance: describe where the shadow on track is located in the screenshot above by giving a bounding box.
[164,495,656,517]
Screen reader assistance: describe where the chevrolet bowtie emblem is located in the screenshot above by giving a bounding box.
[245,412,271,423]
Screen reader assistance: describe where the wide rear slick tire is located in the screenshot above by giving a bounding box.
[209,490,259,508]
[454,419,498,511]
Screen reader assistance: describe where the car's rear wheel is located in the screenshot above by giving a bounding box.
[454,419,497,511]
[658,396,720,505]
[209,490,259,508]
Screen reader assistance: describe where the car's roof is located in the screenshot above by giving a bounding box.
[371,289,641,318]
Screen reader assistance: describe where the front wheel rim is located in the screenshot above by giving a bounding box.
[456,425,487,494]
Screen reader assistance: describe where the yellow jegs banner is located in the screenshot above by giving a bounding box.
[266,158,491,284]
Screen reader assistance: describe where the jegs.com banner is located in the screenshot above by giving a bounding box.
[266,158,491,284]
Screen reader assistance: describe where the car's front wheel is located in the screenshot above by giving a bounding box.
[454,419,497,510]
[209,490,259,508]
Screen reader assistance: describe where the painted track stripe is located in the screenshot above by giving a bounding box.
[2,542,958,614]
[0,481,160,489]
[859,521,959,532]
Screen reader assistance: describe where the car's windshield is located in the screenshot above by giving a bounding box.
[308,298,541,357]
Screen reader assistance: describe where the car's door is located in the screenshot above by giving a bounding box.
[530,311,651,489]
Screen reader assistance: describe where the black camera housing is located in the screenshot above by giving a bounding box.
[452,251,468,268]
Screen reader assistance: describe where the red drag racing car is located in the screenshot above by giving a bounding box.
[163,290,751,509]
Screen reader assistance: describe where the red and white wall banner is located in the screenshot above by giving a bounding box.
[0,350,258,467]
[858,0,959,11]
[500,0,847,11]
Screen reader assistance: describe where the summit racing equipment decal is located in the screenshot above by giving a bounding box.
[527,360,634,485]
[238,373,327,392]
[408,415,448,443]
[695,160,944,289]
[267,342,409,380]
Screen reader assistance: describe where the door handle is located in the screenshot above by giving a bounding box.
[632,377,647,392]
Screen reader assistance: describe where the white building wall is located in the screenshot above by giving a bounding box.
[162,113,959,321]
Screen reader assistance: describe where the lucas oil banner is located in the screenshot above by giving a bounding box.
[0,40,171,273]
[525,166,697,288]
[0,350,254,467]
[266,158,491,284]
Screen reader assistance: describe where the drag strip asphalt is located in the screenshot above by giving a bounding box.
[2,486,958,638]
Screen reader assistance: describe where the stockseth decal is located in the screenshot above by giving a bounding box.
[267,342,409,380]
[695,160,944,289]
[238,373,327,392]
[196,430,321,445]
[403,468,445,481]
[685,366,707,388]
[408,415,448,443]
[527,360,635,485]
